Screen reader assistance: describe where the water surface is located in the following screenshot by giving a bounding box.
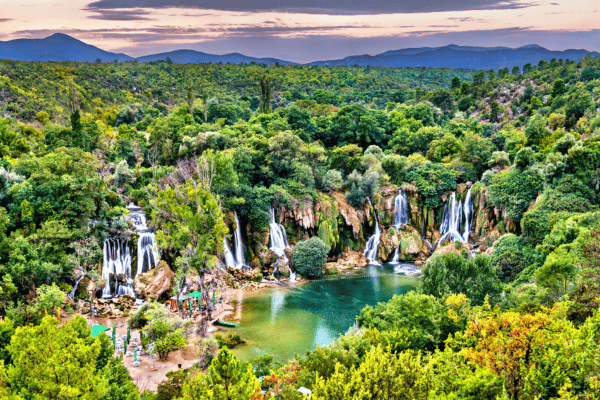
[231,264,418,362]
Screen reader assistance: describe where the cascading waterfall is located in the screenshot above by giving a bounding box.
[393,189,409,228]
[436,189,473,247]
[269,208,295,281]
[97,204,160,299]
[390,189,409,264]
[101,238,135,298]
[462,188,473,242]
[223,213,247,270]
[68,275,84,300]
[127,203,160,278]
[363,199,381,265]
[223,237,237,270]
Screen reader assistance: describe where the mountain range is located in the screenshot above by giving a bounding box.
[0,33,598,70]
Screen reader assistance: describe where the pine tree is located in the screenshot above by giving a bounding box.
[180,348,259,400]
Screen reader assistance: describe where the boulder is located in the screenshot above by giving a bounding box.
[133,260,175,300]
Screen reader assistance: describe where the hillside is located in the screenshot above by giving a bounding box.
[310,44,600,70]
[0,33,133,62]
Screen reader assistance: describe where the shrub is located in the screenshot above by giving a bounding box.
[292,237,328,279]
[491,234,527,282]
[322,169,343,192]
[345,169,380,208]
[214,331,244,349]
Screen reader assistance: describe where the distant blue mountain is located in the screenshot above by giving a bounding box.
[0,34,597,70]
[310,44,599,70]
[0,34,293,65]
[136,49,295,65]
[0,33,133,62]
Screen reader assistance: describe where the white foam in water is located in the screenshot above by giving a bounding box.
[393,263,422,276]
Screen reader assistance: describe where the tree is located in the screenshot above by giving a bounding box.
[151,157,228,336]
[292,237,328,278]
[187,88,194,115]
[451,76,461,90]
[421,253,502,306]
[551,79,567,98]
[312,346,430,400]
[179,348,259,400]
[6,315,107,399]
[357,291,445,351]
[259,75,272,114]
[69,237,104,319]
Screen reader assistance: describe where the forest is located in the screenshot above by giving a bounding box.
[0,53,600,399]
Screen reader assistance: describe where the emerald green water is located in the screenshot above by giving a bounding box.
[230,264,418,363]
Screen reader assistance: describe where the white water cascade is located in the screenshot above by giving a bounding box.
[127,203,160,278]
[68,275,84,300]
[101,238,135,298]
[269,208,295,281]
[436,189,473,248]
[223,212,248,270]
[393,189,409,228]
[363,199,381,265]
[462,188,473,242]
[390,189,410,264]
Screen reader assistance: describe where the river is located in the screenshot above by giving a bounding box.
[231,264,419,363]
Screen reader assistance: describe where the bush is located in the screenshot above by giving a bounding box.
[421,253,502,306]
[345,168,380,208]
[322,169,343,192]
[491,234,528,282]
[292,237,328,279]
[488,167,542,223]
[213,331,244,349]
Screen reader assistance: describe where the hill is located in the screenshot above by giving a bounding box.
[135,49,294,65]
[310,44,599,70]
[0,33,133,62]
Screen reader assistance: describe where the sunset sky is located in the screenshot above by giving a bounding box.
[0,0,598,62]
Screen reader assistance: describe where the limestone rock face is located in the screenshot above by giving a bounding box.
[331,250,368,269]
[133,260,175,300]
[434,242,472,257]
[330,191,366,238]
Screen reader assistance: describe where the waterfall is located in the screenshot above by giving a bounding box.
[136,232,158,277]
[101,238,134,298]
[68,275,84,300]
[390,189,409,264]
[223,237,237,269]
[462,188,473,242]
[269,208,295,281]
[393,189,409,228]
[390,245,400,265]
[269,208,290,257]
[223,212,248,270]
[363,199,381,265]
[127,203,160,278]
[436,190,474,247]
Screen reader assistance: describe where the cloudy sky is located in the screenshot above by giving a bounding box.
[0,0,598,62]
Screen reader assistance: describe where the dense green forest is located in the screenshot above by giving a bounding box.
[1,53,600,399]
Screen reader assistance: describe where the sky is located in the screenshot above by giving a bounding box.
[0,0,598,62]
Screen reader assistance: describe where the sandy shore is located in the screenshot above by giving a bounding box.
[76,280,286,392]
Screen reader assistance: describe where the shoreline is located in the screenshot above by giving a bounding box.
[72,263,419,392]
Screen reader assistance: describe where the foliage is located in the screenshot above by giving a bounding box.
[421,253,502,306]
[6,315,107,399]
[179,348,259,400]
[291,237,328,278]
[357,291,445,352]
